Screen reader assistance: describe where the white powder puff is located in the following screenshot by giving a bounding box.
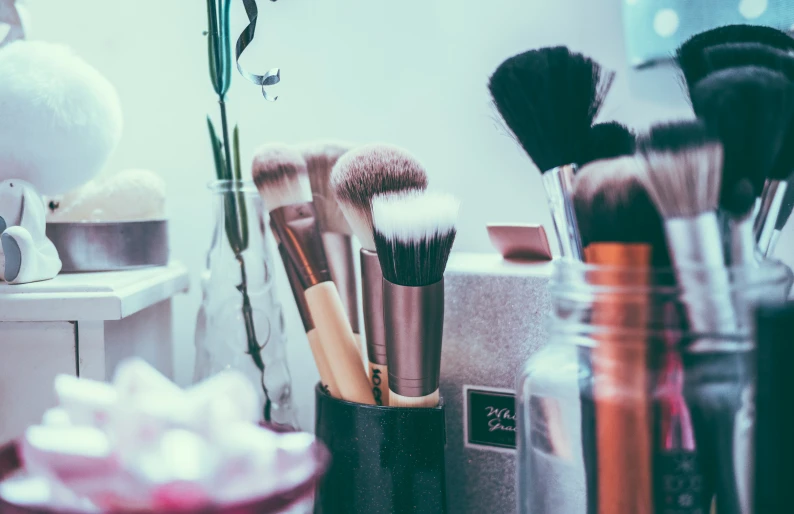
[0,40,123,195]
[48,169,166,222]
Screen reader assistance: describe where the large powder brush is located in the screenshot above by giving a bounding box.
[372,190,458,408]
[489,46,615,259]
[330,143,428,406]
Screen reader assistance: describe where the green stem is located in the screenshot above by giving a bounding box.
[236,253,272,422]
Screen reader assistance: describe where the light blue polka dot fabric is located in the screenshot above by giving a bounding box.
[623,0,794,68]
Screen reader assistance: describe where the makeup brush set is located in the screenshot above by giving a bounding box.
[482,25,794,514]
[250,142,459,512]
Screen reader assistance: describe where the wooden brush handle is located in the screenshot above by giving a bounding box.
[305,281,375,405]
[389,389,439,408]
[369,362,389,406]
[307,328,339,398]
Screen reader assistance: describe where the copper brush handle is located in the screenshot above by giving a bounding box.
[586,243,653,514]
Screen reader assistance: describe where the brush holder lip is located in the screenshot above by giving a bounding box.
[314,384,447,514]
[46,220,169,272]
[0,433,329,514]
[548,258,793,342]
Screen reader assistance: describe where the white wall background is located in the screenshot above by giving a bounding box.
[19,0,794,428]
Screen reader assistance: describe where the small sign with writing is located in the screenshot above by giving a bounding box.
[464,386,517,451]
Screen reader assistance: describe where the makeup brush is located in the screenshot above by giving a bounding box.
[573,156,658,514]
[372,190,458,408]
[296,141,361,349]
[330,143,428,406]
[252,143,374,405]
[676,24,794,96]
[580,122,636,168]
[638,120,738,345]
[682,42,794,253]
[690,66,794,266]
[488,46,615,260]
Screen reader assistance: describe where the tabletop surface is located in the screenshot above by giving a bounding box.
[0,262,190,322]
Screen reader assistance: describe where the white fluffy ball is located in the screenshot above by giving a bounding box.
[48,169,166,222]
[0,41,123,195]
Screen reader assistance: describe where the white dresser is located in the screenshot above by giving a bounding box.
[0,263,189,442]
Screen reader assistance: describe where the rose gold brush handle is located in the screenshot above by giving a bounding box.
[383,278,444,408]
[278,242,340,397]
[305,282,375,405]
[361,249,389,406]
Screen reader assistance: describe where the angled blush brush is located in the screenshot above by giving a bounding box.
[489,46,615,260]
[252,143,374,405]
[296,141,360,342]
[330,143,428,406]
[372,191,458,408]
[690,66,794,266]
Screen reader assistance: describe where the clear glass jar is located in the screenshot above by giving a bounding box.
[517,260,793,514]
[194,180,297,429]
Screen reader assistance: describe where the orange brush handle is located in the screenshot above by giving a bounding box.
[587,242,653,514]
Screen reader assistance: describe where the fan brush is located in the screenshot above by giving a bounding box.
[489,46,615,259]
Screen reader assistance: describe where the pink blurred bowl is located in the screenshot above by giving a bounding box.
[0,429,329,514]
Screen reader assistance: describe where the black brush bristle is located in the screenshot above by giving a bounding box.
[488,46,615,172]
[580,122,636,167]
[371,192,459,287]
[691,66,794,215]
[574,157,668,266]
[677,24,794,93]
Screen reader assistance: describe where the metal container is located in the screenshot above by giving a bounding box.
[46,220,169,272]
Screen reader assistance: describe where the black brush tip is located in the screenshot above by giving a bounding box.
[580,122,636,167]
[691,66,794,204]
[677,24,794,90]
[489,46,615,172]
[637,119,717,154]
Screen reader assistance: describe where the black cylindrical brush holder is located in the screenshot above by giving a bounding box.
[313,384,447,514]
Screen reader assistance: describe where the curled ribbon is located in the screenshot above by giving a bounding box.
[235,0,280,101]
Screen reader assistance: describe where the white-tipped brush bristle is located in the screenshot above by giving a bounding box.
[641,142,723,219]
[372,191,459,287]
[330,143,428,250]
[372,191,459,244]
[251,143,311,211]
[296,140,355,235]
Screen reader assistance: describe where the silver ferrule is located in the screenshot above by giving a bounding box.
[383,278,444,397]
[754,179,787,257]
[276,241,314,332]
[361,249,387,365]
[665,212,739,349]
[269,202,331,289]
[322,233,359,333]
[729,214,760,269]
[541,164,584,261]
[766,230,782,258]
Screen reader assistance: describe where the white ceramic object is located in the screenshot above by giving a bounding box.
[0,179,61,284]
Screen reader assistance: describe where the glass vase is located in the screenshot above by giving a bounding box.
[194,180,297,429]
